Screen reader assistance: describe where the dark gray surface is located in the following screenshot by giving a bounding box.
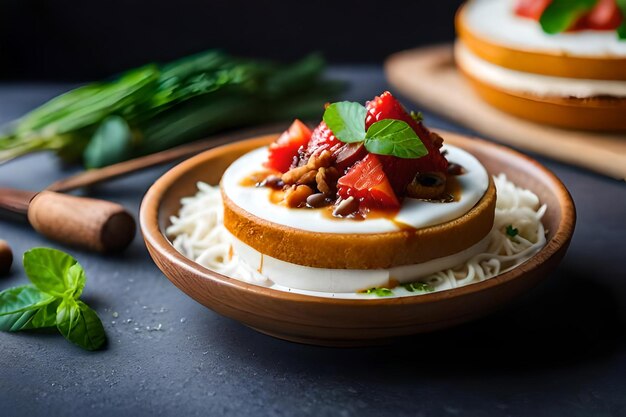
[1,68,625,417]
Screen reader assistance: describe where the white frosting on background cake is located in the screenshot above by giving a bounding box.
[464,0,626,57]
[221,145,489,234]
[456,42,626,97]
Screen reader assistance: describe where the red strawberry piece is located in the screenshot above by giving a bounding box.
[575,0,622,31]
[337,153,400,211]
[306,121,343,157]
[515,0,552,20]
[265,119,312,173]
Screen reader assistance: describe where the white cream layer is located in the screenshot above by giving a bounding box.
[221,144,489,234]
[231,232,491,293]
[464,0,626,57]
[456,41,626,98]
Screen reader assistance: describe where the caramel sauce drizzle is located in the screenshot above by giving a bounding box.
[238,163,466,230]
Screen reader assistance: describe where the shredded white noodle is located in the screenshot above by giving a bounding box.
[166,174,547,296]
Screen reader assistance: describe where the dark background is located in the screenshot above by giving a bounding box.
[0,0,463,81]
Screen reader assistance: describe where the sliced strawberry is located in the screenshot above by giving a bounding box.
[337,153,400,210]
[306,121,343,157]
[515,0,552,20]
[575,0,622,30]
[365,91,448,196]
[265,119,311,173]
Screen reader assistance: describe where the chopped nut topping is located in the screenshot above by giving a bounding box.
[284,185,314,208]
[333,196,359,217]
[298,170,318,185]
[316,166,339,196]
[282,150,333,185]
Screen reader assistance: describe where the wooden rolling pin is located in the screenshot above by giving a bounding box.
[0,188,135,253]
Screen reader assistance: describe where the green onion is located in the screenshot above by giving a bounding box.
[0,51,343,168]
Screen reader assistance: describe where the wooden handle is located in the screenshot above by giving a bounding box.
[27,191,136,253]
[0,187,37,219]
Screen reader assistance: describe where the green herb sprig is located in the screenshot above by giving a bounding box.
[360,281,435,297]
[402,282,435,293]
[0,248,105,351]
[0,52,343,168]
[322,101,428,159]
[362,287,394,297]
[506,225,519,239]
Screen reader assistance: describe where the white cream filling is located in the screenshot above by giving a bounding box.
[221,144,489,234]
[464,0,626,57]
[230,232,492,293]
[456,41,626,98]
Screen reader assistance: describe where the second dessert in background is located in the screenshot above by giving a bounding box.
[456,0,626,131]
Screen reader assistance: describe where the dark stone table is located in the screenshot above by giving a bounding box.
[1,68,625,417]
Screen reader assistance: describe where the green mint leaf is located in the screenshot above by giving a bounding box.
[402,282,434,293]
[506,225,519,238]
[56,298,106,351]
[23,248,81,297]
[364,119,428,159]
[322,101,367,143]
[0,286,56,331]
[539,0,598,34]
[617,0,626,39]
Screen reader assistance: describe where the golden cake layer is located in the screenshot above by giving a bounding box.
[222,179,496,270]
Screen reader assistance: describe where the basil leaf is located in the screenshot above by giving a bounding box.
[23,248,80,297]
[617,0,626,39]
[0,286,56,331]
[23,299,62,329]
[57,298,106,351]
[0,309,39,331]
[364,119,428,159]
[539,0,598,34]
[66,264,86,299]
[322,101,367,143]
[0,286,54,316]
[84,116,134,169]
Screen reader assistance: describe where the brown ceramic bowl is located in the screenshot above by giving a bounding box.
[140,132,576,346]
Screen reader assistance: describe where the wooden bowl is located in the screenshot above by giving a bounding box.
[140,132,576,346]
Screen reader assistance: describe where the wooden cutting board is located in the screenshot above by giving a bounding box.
[385,45,626,181]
